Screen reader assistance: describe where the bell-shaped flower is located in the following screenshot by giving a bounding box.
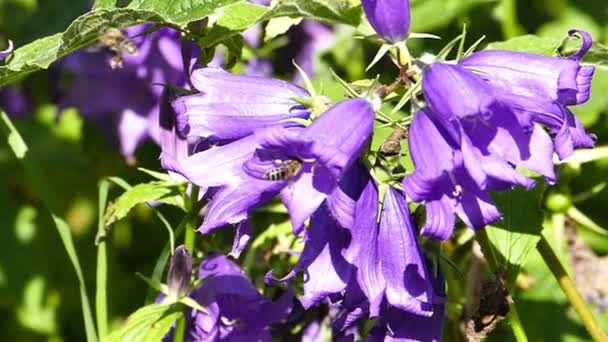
[243,98,374,233]
[459,29,596,159]
[165,254,293,341]
[177,98,374,235]
[345,181,440,317]
[264,204,354,308]
[403,110,501,239]
[1,39,13,60]
[58,25,196,158]
[172,67,311,140]
[367,266,445,342]
[362,0,411,43]
[422,62,557,191]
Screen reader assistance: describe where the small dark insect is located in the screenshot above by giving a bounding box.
[99,28,138,69]
[263,159,303,181]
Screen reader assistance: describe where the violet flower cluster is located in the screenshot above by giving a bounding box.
[161,247,293,341]
[403,30,596,240]
[57,24,196,159]
[154,0,596,340]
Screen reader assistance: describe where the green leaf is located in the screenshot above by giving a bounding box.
[104,181,184,226]
[128,0,240,25]
[105,304,182,342]
[93,0,117,9]
[486,184,546,288]
[264,0,362,25]
[1,1,243,87]
[0,8,163,87]
[487,34,561,55]
[200,1,269,47]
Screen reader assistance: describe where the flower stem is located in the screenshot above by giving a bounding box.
[536,236,608,342]
[476,229,529,342]
[475,228,498,272]
[184,186,200,254]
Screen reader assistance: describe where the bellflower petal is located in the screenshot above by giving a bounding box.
[326,162,370,229]
[1,39,13,60]
[159,87,189,176]
[404,110,502,237]
[170,254,293,342]
[181,134,259,187]
[461,30,594,106]
[201,179,283,233]
[173,67,311,139]
[299,206,354,308]
[422,198,456,240]
[378,188,435,315]
[362,0,411,43]
[423,63,499,126]
[368,265,446,342]
[243,98,374,232]
[230,220,252,258]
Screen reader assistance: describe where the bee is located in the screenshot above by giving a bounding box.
[98,28,138,69]
[263,159,303,181]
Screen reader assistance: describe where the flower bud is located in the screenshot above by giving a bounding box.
[166,245,192,299]
[362,0,411,43]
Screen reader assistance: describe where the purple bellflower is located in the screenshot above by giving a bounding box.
[1,39,13,60]
[345,182,440,317]
[172,67,311,140]
[403,110,503,239]
[460,29,596,159]
[164,254,293,341]
[178,98,374,235]
[59,25,194,159]
[366,266,445,342]
[362,0,411,43]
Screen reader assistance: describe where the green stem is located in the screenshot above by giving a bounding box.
[475,228,499,272]
[508,303,529,342]
[537,236,608,342]
[476,229,529,342]
[500,0,525,39]
[174,186,201,341]
[184,186,200,254]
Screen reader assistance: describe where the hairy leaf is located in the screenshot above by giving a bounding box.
[104,181,184,226]
[264,0,361,25]
[105,304,182,342]
[487,184,546,288]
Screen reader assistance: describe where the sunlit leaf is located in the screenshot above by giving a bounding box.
[105,304,182,342]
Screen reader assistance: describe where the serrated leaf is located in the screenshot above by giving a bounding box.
[105,181,184,225]
[264,0,362,25]
[200,1,269,47]
[127,0,241,25]
[0,9,162,87]
[105,304,182,342]
[0,1,243,87]
[486,184,546,287]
